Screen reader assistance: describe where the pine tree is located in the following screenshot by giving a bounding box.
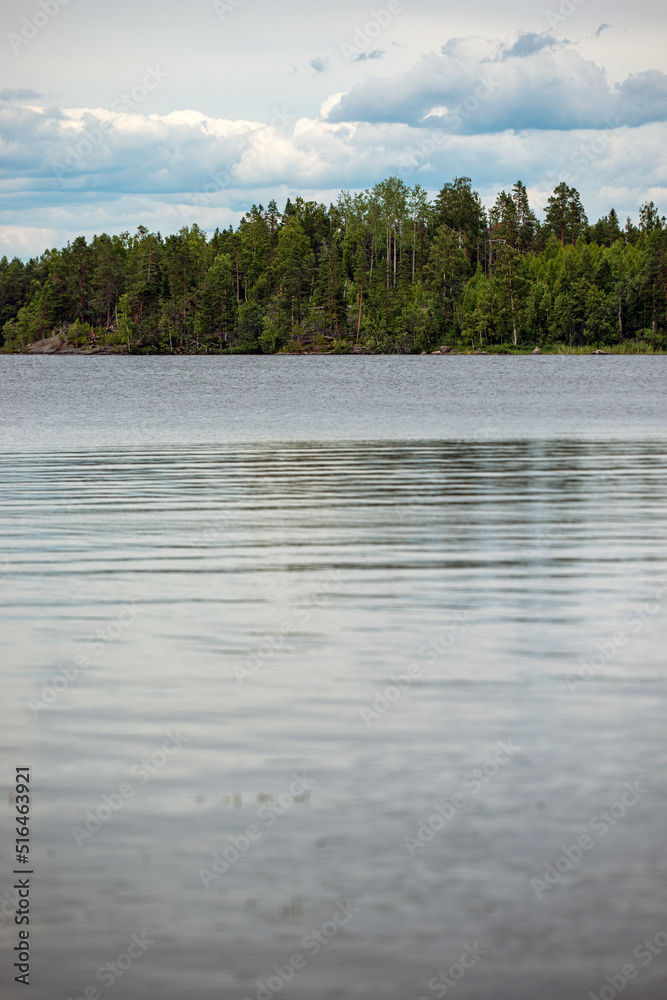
[274,218,315,335]
[432,177,487,269]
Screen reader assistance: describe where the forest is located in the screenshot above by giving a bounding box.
[1,177,666,354]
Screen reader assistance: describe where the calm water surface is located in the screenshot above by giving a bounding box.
[1,357,666,999]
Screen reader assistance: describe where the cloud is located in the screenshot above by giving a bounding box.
[326,34,667,132]
[353,50,385,63]
[309,57,330,74]
[0,225,58,257]
[615,71,667,128]
[1,39,666,259]
[319,93,346,118]
[0,89,42,102]
[499,32,559,59]
[1,100,664,208]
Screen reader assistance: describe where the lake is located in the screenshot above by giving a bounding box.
[1,356,666,1000]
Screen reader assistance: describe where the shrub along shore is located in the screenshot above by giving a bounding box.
[2,177,666,355]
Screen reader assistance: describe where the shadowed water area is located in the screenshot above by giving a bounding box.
[1,356,666,999]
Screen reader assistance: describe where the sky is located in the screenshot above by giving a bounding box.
[0,0,666,258]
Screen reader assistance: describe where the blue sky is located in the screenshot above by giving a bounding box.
[0,0,665,257]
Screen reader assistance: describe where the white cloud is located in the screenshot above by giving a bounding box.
[0,225,58,257]
[1,27,666,260]
[327,34,667,132]
[319,93,346,119]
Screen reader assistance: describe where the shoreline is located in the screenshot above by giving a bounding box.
[7,347,666,357]
[4,334,665,357]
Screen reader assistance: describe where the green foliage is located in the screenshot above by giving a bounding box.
[65,319,93,346]
[544,182,588,246]
[1,180,665,354]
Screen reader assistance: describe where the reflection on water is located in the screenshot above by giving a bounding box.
[1,440,667,999]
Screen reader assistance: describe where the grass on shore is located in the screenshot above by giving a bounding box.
[551,342,665,354]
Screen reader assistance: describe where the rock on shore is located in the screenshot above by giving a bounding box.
[25,332,126,355]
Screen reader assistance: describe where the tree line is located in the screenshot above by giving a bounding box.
[1,177,666,353]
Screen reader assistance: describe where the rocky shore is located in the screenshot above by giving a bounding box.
[24,332,127,355]
[13,333,628,356]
